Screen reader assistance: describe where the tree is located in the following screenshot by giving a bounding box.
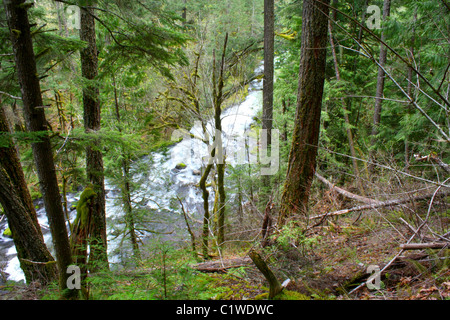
[261,0,275,204]
[369,0,391,169]
[327,2,363,194]
[262,0,274,150]
[278,0,330,224]
[3,0,77,298]
[212,33,228,248]
[79,0,109,272]
[0,104,57,285]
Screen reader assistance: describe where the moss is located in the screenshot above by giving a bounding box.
[175,163,187,170]
[73,187,97,229]
[254,289,310,300]
[3,227,12,238]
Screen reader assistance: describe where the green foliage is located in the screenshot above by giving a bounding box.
[82,245,225,300]
[95,0,190,80]
[275,221,321,255]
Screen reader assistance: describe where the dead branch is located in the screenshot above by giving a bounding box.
[415,153,450,174]
[315,173,381,205]
[310,189,450,220]
[249,250,282,299]
[177,196,197,256]
[399,242,449,250]
[193,257,251,272]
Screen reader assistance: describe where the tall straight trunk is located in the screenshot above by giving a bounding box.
[262,0,274,147]
[370,0,391,166]
[261,0,275,204]
[3,0,76,298]
[0,105,57,285]
[213,33,228,248]
[278,0,330,224]
[112,75,140,259]
[79,3,108,271]
[405,11,417,171]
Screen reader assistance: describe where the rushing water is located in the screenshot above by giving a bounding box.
[0,64,263,283]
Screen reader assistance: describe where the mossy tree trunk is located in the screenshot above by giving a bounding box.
[249,250,282,299]
[70,187,97,299]
[213,33,228,248]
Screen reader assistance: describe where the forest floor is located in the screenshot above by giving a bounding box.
[1,185,449,300]
[192,184,450,301]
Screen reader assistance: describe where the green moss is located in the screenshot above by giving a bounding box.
[254,289,310,300]
[73,187,97,229]
[175,162,187,170]
[3,227,12,238]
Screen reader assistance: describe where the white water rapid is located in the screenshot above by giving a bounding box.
[0,63,263,283]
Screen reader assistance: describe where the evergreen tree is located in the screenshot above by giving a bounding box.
[3,0,77,299]
[279,0,330,223]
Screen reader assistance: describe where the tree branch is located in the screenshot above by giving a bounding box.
[309,189,450,220]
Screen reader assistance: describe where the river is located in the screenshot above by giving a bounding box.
[0,63,263,284]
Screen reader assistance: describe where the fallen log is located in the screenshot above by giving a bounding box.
[193,257,252,272]
[310,189,450,220]
[315,173,381,205]
[399,242,449,250]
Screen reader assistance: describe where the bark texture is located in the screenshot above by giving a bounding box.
[79,3,108,270]
[4,0,76,298]
[279,0,330,224]
[0,106,57,285]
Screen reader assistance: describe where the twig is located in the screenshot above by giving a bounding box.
[176,195,197,255]
[19,258,57,266]
[0,91,22,100]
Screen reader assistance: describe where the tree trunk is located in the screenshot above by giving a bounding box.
[200,161,214,259]
[261,0,275,204]
[278,0,330,224]
[369,0,391,169]
[112,74,140,259]
[405,11,417,171]
[0,106,39,230]
[213,34,228,248]
[262,0,274,150]
[0,105,57,285]
[79,2,108,271]
[3,0,76,298]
